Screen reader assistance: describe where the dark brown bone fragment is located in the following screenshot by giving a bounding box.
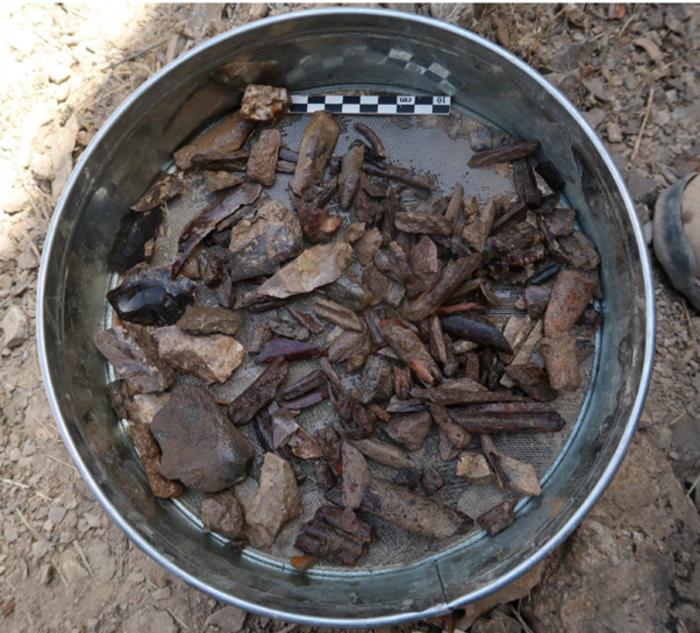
[190,148,250,171]
[421,468,444,495]
[447,402,565,434]
[350,437,415,470]
[541,333,581,391]
[393,366,412,400]
[412,379,524,405]
[338,143,365,209]
[294,507,371,566]
[543,208,576,237]
[353,122,387,160]
[358,355,393,405]
[287,306,324,334]
[329,385,374,440]
[480,434,507,491]
[206,171,244,193]
[380,320,442,386]
[131,173,184,212]
[256,338,320,364]
[394,212,453,235]
[522,284,552,319]
[285,389,328,411]
[428,404,472,449]
[227,359,289,425]
[363,161,434,190]
[381,186,400,241]
[544,269,597,337]
[290,111,340,196]
[314,298,364,332]
[282,369,325,400]
[386,397,425,414]
[512,158,543,208]
[468,140,538,168]
[440,315,513,354]
[445,183,464,233]
[361,479,473,538]
[403,255,481,322]
[172,183,261,276]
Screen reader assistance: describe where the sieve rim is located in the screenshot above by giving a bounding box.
[37,7,655,627]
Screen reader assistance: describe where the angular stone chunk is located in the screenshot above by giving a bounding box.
[201,490,246,539]
[246,453,301,548]
[499,453,541,497]
[94,325,174,394]
[385,411,433,452]
[338,143,365,209]
[127,423,184,499]
[256,242,353,299]
[152,326,244,384]
[240,84,290,121]
[246,129,281,187]
[151,384,254,493]
[125,392,171,426]
[456,452,493,483]
[107,268,194,326]
[227,199,302,281]
[504,363,557,402]
[174,110,254,170]
[177,305,241,336]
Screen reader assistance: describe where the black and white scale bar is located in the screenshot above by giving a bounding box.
[290,95,451,115]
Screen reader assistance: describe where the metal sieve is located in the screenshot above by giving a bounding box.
[38,8,655,627]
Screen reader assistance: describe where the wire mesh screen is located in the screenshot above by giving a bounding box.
[113,108,599,571]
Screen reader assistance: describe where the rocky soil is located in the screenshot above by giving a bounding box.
[0,4,698,632]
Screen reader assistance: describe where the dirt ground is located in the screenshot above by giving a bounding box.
[0,3,699,632]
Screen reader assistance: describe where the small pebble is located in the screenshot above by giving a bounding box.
[205,606,248,632]
[17,249,37,271]
[55,82,71,103]
[151,587,171,601]
[48,64,71,84]
[1,187,30,215]
[2,306,28,349]
[48,505,66,524]
[606,121,623,144]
